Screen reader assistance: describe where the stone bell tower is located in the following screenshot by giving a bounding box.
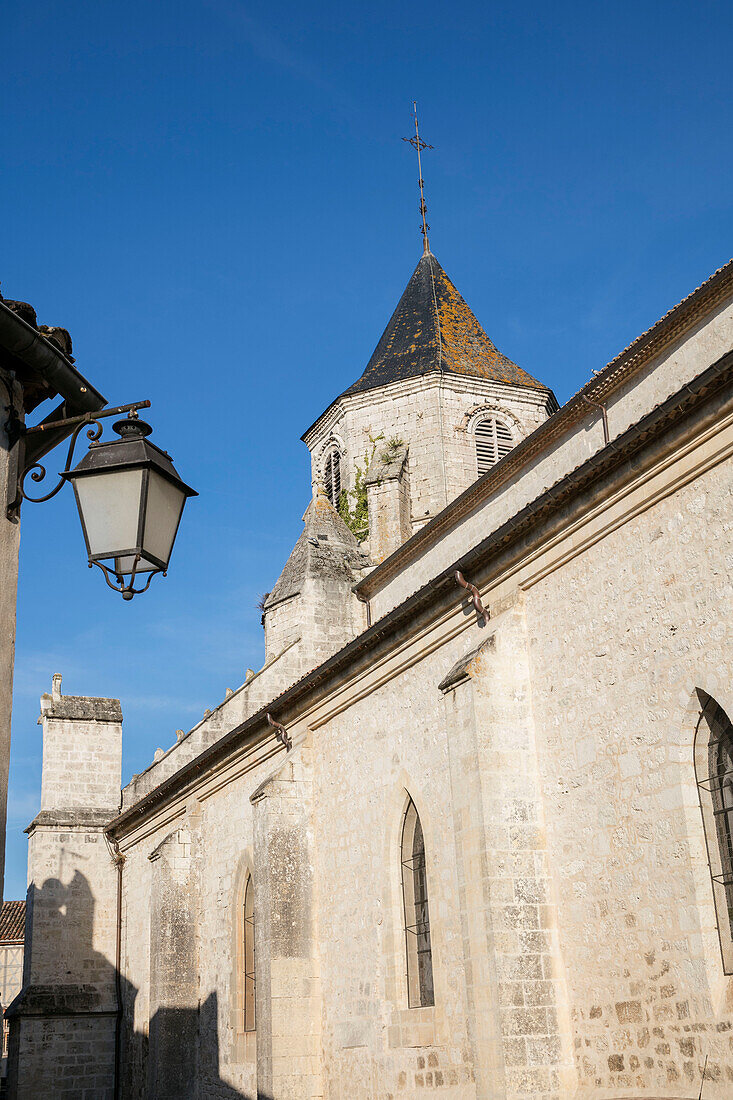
[301,249,557,563]
[262,248,557,671]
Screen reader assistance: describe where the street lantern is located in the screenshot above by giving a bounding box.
[62,412,197,599]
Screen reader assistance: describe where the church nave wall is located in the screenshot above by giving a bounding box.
[526,446,733,1097]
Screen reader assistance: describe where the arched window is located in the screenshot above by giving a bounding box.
[401,797,434,1007]
[323,448,341,509]
[696,694,733,964]
[243,873,256,1031]
[474,415,513,476]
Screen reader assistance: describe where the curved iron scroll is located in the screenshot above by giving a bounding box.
[19,418,104,504]
[91,559,159,602]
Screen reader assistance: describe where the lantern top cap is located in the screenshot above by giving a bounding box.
[112,412,153,440]
[63,417,197,498]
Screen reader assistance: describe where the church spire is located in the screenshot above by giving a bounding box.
[403,102,433,255]
[338,252,551,400]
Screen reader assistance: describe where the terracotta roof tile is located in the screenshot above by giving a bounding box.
[0,901,25,943]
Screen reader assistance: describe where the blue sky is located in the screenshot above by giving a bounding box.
[3,0,732,898]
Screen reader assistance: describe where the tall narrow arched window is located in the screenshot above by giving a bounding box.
[243,873,256,1031]
[474,415,513,476]
[323,448,342,509]
[401,797,434,1007]
[695,691,733,971]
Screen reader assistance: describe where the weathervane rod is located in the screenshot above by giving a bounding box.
[403,101,434,254]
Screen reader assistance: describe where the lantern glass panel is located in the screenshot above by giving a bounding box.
[141,469,187,569]
[74,469,144,558]
[113,554,158,576]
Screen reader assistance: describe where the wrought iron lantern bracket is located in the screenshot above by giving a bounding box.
[8,400,152,519]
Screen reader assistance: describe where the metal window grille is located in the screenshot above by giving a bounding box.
[401,797,435,1008]
[243,874,256,1032]
[475,416,513,476]
[324,449,341,509]
[696,696,733,934]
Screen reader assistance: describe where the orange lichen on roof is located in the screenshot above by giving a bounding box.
[341,251,548,399]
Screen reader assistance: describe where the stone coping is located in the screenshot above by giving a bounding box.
[39,694,122,723]
[25,809,117,834]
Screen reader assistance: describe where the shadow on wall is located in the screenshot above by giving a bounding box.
[7,872,253,1100]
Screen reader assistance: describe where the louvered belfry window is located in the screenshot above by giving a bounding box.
[324,448,341,509]
[474,416,513,476]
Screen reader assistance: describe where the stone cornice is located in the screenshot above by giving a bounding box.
[302,368,557,447]
[26,809,117,834]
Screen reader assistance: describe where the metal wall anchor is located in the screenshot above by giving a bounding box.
[455,570,490,627]
[266,712,292,751]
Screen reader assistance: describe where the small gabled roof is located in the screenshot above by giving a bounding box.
[341,251,549,398]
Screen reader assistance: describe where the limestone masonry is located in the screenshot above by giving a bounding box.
[8,249,733,1100]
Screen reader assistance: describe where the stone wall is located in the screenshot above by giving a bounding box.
[117,744,283,1099]
[365,442,411,562]
[526,453,733,1095]
[7,684,123,1100]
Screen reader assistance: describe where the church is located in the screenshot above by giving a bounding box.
[7,235,733,1099]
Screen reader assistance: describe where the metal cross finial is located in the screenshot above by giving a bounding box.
[403,101,433,254]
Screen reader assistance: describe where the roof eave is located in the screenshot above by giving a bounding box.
[0,300,105,415]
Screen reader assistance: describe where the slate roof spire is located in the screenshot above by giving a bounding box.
[340,252,549,399]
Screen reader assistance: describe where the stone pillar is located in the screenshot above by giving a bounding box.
[439,600,575,1100]
[7,677,123,1100]
[365,442,411,563]
[251,741,323,1100]
[0,371,22,897]
[147,821,199,1099]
